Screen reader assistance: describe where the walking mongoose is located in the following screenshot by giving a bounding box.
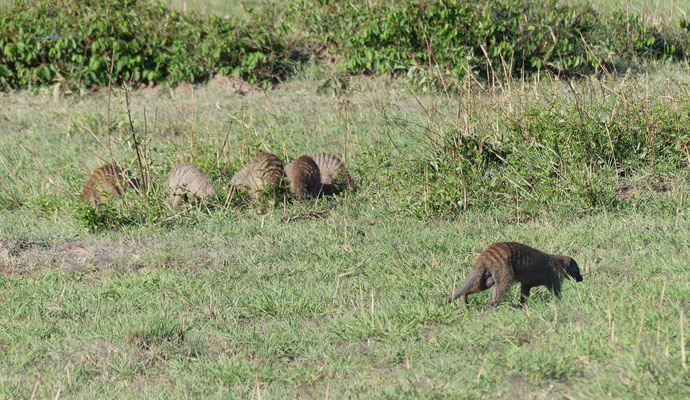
[81,163,137,206]
[230,152,285,199]
[309,152,354,194]
[167,163,216,207]
[284,155,322,199]
[441,242,583,308]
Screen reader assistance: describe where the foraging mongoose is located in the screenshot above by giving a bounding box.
[81,163,136,206]
[309,152,354,194]
[441,242,583,308]
[167,163,216,207]
[230,152,285,199]
[284,155,322,199]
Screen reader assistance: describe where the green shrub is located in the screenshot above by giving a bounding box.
[0,0,300,90]
[293,0,686,80]
[74,200,137,232]
[1,0,686,91]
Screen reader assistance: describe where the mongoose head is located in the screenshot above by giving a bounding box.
[128,176,141,191]
[560,256,583,282]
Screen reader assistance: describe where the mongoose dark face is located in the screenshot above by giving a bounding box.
[441,242,583,308]
[563,257,583,282]
[167,163,216,207]
[309,152,354,194]
[81,163,135,206]
[230,152,285,199]
[285,155,322,200]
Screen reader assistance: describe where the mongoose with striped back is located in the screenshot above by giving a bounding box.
[441,242,583,308]
[230,152,285,199]
[284,155,322,199]
[309,152,354,194]
[81,163,137,206]
[167,163,216,207]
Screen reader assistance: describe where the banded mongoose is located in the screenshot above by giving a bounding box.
[441,242,583,308]
[309,152,354,194]
[81,163,136,206]
[167,163,216,207]
[229,152,285,199]
[284,155,322,199]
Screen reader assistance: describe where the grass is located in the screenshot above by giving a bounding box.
[0,209,688,397]
[586,0,690,19]
[166,0,273,17]
[1,60,689,397]
[166,0,690,23]
[1,0,690,394]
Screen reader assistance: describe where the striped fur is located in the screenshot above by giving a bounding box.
[81,163,135,206]
[309,152,354,193]
[442,242,583,308]
[230,152,285,199]
[285,155,322,200]
[167,163,216,207]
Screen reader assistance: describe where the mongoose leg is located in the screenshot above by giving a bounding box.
[490,278,512,308]
[171,194,183,208]
[520,284,532,305]
[442,269,486,307]
[549,282,562,299]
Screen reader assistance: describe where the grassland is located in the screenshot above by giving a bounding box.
[1,208,687,398]
[165,0,690,18]
[1,63,689,397]
[166,0,269,17]
[1,0,690,398]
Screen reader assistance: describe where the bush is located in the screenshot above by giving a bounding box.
[293,0,686,80]
[1,0,686,91]
[0,0,301,90]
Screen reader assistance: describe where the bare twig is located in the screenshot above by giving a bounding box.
[105,49,115,156]
[123,84,147,198]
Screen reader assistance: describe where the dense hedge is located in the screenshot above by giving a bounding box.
[295,0,686,79]
[0,0,299,89]
[0,0,687,90]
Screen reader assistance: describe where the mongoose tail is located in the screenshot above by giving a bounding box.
[440,268,494,307]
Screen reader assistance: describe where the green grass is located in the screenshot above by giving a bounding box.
[170,0,690,23]
[169,0,690,18]
[166,0,270,17]
[1,62,690,397]
[1,207,688,397]
[587,0,690,19]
